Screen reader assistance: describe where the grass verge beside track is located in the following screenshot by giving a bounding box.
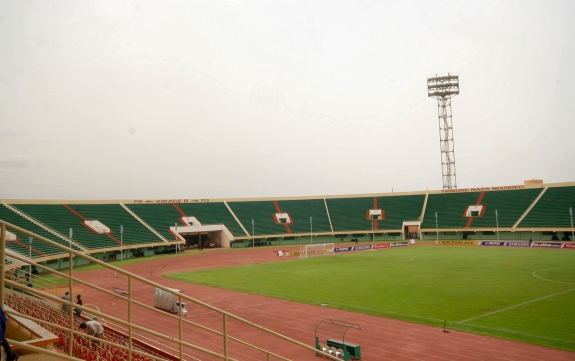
[41,250,203,286]
[166,246,575,351]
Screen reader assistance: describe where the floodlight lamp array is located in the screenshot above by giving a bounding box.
[427,73,459,98]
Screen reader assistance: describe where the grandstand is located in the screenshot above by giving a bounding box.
[227,200,285,236]
[67,204,165,247]
[519,186,575,230]
[14,204,122,251]
[1,181,574,267]
[466,188,542,228]
[176,202,245,237]
[1,204,84,259]
[273,198,331,234]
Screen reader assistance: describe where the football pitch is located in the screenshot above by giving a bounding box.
[166,246,575,351]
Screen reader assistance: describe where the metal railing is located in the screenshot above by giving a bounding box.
[1,220,340,361]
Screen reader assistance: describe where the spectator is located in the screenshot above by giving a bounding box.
[79,321,104,346]
[61,292,71,313]
[12,268,18,281]
[75,295,83,318]
[31,266,39,276]
[24,272,30,284]
[0,307,19,360]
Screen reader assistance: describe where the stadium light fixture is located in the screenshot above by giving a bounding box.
[28,236,32,274]
[120,225,123,261]
[310,217,313,245]
[495,210,499,241]
[570,207,574,242]
[435,212,438,242]
[69,228,74,267]
[427,72,460,190]
[175,223,178,254]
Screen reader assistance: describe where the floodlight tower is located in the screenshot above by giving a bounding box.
[427,73,460,190]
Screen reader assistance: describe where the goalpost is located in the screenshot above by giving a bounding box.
[299,243,335,259]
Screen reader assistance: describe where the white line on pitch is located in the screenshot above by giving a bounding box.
[532,268,575,285]
[459,287,575,323]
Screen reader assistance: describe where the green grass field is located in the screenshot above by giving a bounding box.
[166,246,575,351]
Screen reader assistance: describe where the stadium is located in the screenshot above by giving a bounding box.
[2,2,575,361]
[1,180,575,360]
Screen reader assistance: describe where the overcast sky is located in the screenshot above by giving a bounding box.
[1,0,574,200]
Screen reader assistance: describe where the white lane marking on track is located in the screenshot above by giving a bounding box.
[532,268,575,284]
[188,299,287,317]
[459,287,575,323]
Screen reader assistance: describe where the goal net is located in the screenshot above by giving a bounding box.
[299,243,335,258]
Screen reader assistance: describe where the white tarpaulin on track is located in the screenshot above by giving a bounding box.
[154,288,181,312]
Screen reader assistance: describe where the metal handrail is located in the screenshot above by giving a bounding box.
[1,220,340,361]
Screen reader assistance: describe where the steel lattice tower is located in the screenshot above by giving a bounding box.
[427,73,460,190]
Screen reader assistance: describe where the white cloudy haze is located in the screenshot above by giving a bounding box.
[1,0,574,200]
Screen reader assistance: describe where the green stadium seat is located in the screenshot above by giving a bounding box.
[520,186,575,228]
[14,204,119,250]
[1,205,80,257]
